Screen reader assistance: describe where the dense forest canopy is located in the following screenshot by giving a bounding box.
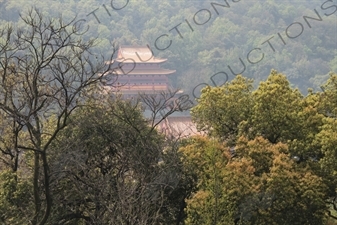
[0,0,336,96]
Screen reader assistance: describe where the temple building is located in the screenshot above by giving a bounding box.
[104,45,179,97]
[103,46,198,137]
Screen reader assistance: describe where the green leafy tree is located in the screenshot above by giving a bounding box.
[181,136,328,225]
[242,70,303,144]
[180,136,230,225]
[0,170,33,224]
[46,97,187,225]
[319,73,337,118]
[189,70,337,224]
[314,74,337,218]
[191,75,254,145]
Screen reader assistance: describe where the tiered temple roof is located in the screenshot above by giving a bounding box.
[105,46,176,95]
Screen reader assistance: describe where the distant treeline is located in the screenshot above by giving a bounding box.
[1,0,336,94]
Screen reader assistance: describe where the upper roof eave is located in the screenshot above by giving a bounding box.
[116,45,168,63]
[110,69,176,75]
[114,57,167,63]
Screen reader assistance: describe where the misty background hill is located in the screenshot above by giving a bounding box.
[1,0,336,96]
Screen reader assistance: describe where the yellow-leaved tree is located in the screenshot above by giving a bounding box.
[186,70,337,224]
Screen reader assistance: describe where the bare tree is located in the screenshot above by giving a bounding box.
[138,90,193,129]
[0,8,113,224]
